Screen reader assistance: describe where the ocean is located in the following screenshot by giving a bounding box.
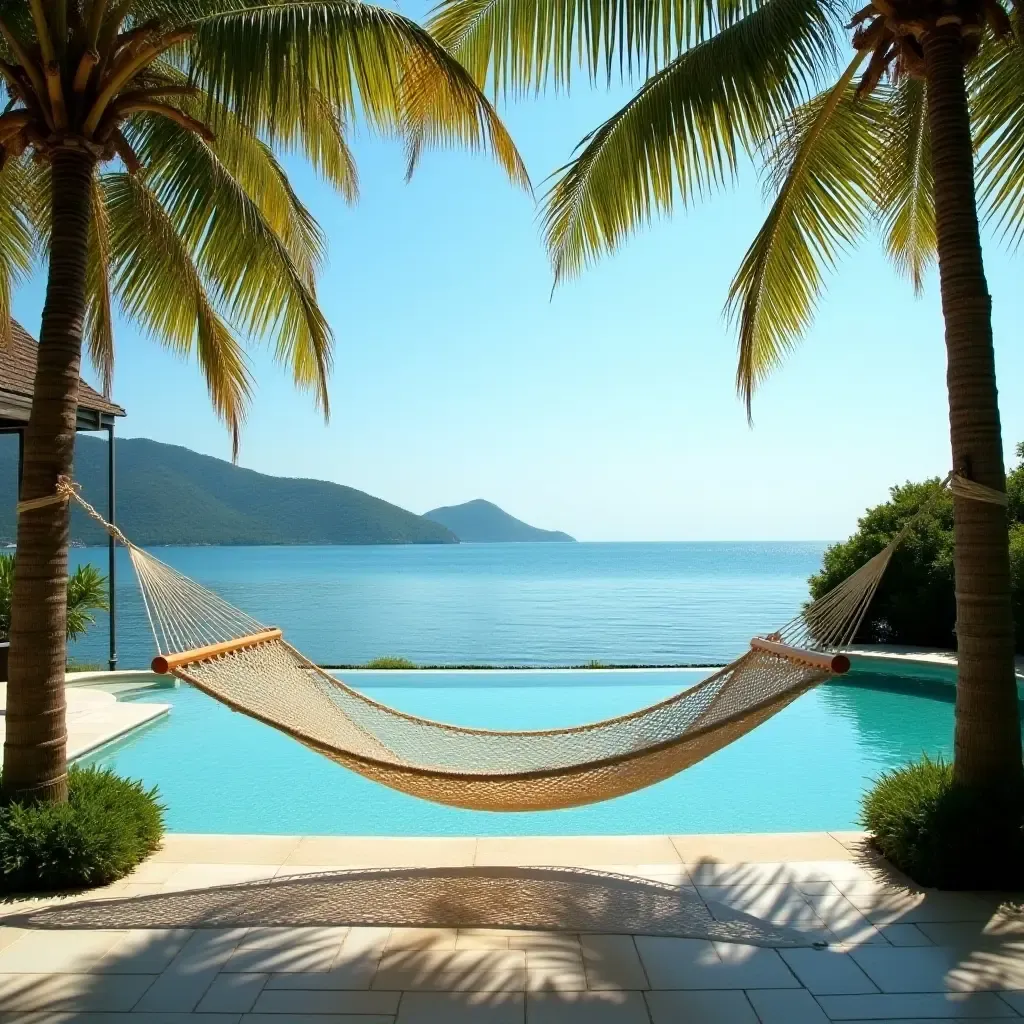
[68,541,829,669]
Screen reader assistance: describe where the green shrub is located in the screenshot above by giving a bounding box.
[364,656,417,669]
[810,444,1024,651]
[0,554,109,643]
[0,766,164,894]
[861,756,1024,889]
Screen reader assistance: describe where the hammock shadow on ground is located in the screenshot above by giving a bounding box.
[7,866,817,948]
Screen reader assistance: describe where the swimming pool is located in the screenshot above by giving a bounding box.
[82,668,1002,836]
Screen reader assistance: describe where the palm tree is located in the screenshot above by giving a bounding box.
[0,0,528,804]
[428,0,1024,793]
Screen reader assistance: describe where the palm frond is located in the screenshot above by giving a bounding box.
[103,171,254,453]
[725,55,884,417]
[427,0,767,95]
[542,0,841,283]
[86,173,116,393]
[972,26,1024,248]
[188,0,529,189]
[0,155,37,347]
[876,75,934,294]
[124,111,334,414]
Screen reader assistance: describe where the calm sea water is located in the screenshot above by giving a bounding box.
[69,541,828,669]
[85,669,966,835]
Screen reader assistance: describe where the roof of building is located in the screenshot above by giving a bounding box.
[1,320,125,425]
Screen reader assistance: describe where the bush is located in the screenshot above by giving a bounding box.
[0,766,164,894]
[861,756,1024,889]
[0,554,109,643]
[810,446,1024,651]
[364,656,417,669]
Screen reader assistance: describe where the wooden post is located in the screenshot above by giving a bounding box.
[107,421,117,672]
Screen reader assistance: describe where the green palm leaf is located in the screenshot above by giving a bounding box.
[428,0,768,94]
[0,156,37,348]
[972,29,1024,248]
[189,0,529,189]
[86,174,116,394]
[125,113,333,413]
[103,172,255,455]
[876,76,934,294]
[725,55,885,416]
[542,0,840,283]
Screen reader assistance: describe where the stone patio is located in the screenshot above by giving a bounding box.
[0,831,1021,1022]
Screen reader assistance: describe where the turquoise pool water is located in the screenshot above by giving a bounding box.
[84,669,1010,836]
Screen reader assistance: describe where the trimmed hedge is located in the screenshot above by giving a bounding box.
[862,756,1024,890]
[0,766,164,894]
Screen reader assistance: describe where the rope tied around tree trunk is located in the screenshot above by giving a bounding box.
[949,473,1008,506]
[15,474,134,548]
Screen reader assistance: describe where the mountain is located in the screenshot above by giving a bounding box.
[0,435,457,546]
[424,499,575,543]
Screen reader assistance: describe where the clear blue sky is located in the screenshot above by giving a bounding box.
[11,9,1024,541]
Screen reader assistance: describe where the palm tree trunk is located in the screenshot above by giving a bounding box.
[922,26,1023,789]
[3,147,96,804]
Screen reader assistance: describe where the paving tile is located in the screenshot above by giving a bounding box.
[239,928,350,949]
[385,928,458,952]
[283,836,476,868]
[877,923,934,947]
[161,865,280,890]
[672,832,853,863]
[851,944,1024,993]
[816,992,1018,1019]
[0,1014,243,1023]
[251,989,400,1014]
[579,934,648,990]
[999,991,1024,1014]
[221,942,340,974]
[124,861,185,884]
[917,920,1024,946]
[0,928,125,973]
[262,963,379,991]
[0,926,26,953]
[687,861,873,886]
[747,988,831,1023]
[839,889,998,926]
[338,927,392,957]
[134,928,246,1012]
[780,948,878,995]
[507,932,582,953]
[150,836,301,865]
[474,835,680,867]
[455,929,510,949]
[197,974,270,1013]
[372,949,527,992]
[821,1020,1018,1024]
[244,1016,393,1024]
[526,950,589,992]
[395,991,524,1023]
[0,972,158,1011]
[644,989,759,1023]
[700,882,832,938]
[634,936,799,989]
[795,885,889,945]
[97,929,195,974]
[588,863,692,885]
[527,990,650,1023]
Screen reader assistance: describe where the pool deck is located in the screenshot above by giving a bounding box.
[1,831,1021,1022]
[0,683,169,761]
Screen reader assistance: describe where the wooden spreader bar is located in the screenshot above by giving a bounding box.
[749,637,850,675]
[152,628,283,675]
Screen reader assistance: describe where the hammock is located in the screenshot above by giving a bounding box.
[50,473,1000,812]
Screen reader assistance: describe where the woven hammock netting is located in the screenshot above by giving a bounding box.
[96,513,904,812]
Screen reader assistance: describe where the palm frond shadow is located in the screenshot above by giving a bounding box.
[8,866,815,947]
